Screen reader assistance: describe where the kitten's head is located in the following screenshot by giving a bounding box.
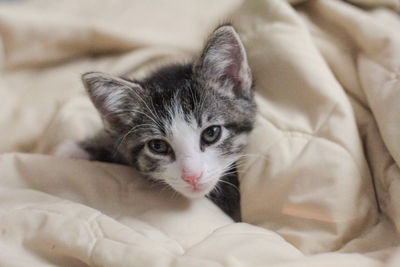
[82,25,256,198]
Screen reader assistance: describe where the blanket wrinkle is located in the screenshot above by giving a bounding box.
[1,0,400,265]
[305,0,400,233]
[253,114,372,207]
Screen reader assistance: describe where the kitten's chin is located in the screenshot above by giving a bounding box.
[180,189,208,199]
[177,184,215,199]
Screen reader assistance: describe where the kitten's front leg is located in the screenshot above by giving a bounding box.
[54,140,91,160]
[55,131,127,164]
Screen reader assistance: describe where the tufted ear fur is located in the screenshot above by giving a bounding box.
[194,25,252,99]
[81,72,143,132]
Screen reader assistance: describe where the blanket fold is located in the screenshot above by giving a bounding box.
[1,0,400,266]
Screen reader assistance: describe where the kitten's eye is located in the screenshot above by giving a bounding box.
[147,139,171,155]
[201,126,222,145]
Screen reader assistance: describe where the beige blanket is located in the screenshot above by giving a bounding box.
[1,0,400,266]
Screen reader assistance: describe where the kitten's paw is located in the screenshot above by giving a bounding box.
[54,140,91,160]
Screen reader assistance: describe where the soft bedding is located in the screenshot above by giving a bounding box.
[1,0,400,266]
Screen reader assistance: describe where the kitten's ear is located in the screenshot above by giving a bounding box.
[194,25,252,98]
[82,72,141,132]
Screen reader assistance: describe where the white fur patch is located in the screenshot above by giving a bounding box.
[54,140,90,160]
[149,103,235,198]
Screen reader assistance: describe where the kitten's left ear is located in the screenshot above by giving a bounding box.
[194,24,252,99]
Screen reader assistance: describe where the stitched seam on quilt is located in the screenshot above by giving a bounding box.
[363,53,400,81]
[253,102,371,194]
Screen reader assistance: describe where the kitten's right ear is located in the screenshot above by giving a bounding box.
[82,72,141,132]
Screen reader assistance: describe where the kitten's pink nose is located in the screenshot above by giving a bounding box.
[182,172,202,186]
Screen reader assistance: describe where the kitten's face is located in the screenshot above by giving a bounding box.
[130,85,254,198]
[82,25,256,198]
[136,105,245,198]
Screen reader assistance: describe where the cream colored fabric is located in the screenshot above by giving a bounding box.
[0,0,400,266]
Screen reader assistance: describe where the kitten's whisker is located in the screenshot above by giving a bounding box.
[149,96,166,132]
[238,154,268,161]
[104,107,165,137]
[210,184,222,196]
[130,109,164,131]
[218,179,240,193]
[198,89,208,115]
[128,87,164,131]
[103,109,137,118]
[221,172,240,178]
[112,123,156,157]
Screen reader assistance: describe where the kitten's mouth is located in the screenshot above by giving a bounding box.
[179,182,217,199]
[190,185,207,194]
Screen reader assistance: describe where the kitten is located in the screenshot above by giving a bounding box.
[58,24,256,221]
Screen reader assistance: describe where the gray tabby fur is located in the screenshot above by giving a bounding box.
[77,24,256,221]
